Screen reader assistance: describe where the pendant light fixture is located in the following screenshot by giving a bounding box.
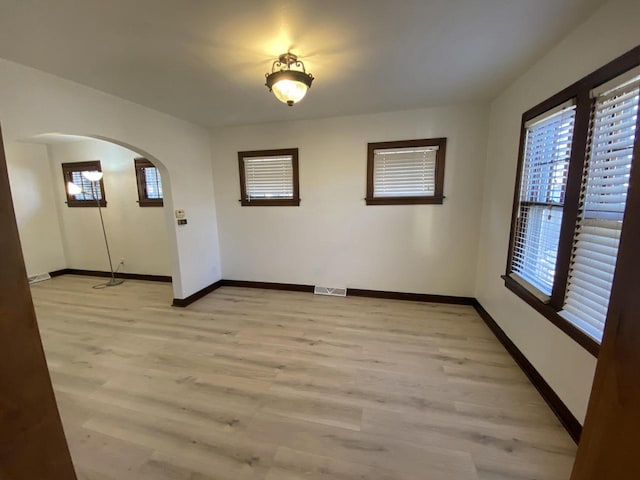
[265,52,314,106]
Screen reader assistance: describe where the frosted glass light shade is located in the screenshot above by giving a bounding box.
[67,182,83,195]
[271,79,308,106]
[82,170,103,182]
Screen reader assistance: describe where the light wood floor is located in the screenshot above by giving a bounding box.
[31,275,577,480]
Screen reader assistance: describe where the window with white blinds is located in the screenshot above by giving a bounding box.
[134,158,163,206]
[560,74,640,342]
[372,146,438,197]
[62,161,106,207]
[238,149,299,206]
[505,50,640,353]
[366,138,446,205]
[511,103,577,297]
[244,155,293,200]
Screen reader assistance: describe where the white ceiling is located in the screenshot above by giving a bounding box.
[0,0,604,127]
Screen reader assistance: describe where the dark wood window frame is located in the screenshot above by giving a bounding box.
[61,160,106,207]
[366,138,446,206]
[238,148,300,207]
[134,158,164,207]
[504,45,640,358]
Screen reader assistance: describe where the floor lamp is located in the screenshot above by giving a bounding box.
[67,170,124,288]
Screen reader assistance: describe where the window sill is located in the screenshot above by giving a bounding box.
[66,200,107,208]
[138,199,164,207]
[502,275,599,357]
[240,198,300,207]
[365,196,444,205]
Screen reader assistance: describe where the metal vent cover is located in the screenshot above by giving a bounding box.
[314,286,347,297]
[28,273,51,284]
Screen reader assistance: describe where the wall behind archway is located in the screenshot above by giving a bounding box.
[5,141,66,276]
[46,138,171,276]
[0,58,221,299]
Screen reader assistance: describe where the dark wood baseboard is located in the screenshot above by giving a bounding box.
[50,268,172,283]
[172,280,477,307]
[172,280,225,307]
[472,300,582,444]
[49,268,69,278]
[222,279,315,293]
[172,279,313,307]
[179,280,474,305]
[348,288,475,305]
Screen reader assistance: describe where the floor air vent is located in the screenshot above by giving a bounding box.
[314,286,347,297]
[28,273,51,284]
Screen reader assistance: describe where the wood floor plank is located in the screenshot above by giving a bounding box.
[30,276,577,480]
[266,445,424,480]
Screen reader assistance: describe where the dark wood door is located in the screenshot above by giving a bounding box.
[0,127,77,479]
[570,121,640,479]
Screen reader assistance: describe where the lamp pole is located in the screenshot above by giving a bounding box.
[90,180,123,287]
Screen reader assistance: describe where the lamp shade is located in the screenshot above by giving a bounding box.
[271,78,309,105]
[67,182,83,196]
[82,170,103,182]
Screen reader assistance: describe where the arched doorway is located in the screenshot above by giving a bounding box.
[6,133,182,300]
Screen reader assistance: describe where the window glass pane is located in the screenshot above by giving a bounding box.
[244,155,294,200]
[373,146,437,197]
[513,205,564,295]
[144,166,163,199]
[70,170,102,201]
[511,104,576,296]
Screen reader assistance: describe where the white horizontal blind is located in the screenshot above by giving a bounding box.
[511,104,577,297]
[373,146,438,197]
[144,166,163,199]
[244,155,294,200]
[71,171,102,201]
[561,76,640,342]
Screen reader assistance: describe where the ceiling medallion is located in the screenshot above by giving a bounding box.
[265,52,314,106]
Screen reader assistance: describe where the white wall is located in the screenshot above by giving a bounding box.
[475,0,640,423]
[47,139,171,276]
[0,58,221,299]
[5,142,66,277]
[211,104,488,296]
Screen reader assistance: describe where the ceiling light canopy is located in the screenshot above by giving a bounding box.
[265,53,314,106]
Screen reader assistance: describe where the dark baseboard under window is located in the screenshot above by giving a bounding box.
[49,268,171,283]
